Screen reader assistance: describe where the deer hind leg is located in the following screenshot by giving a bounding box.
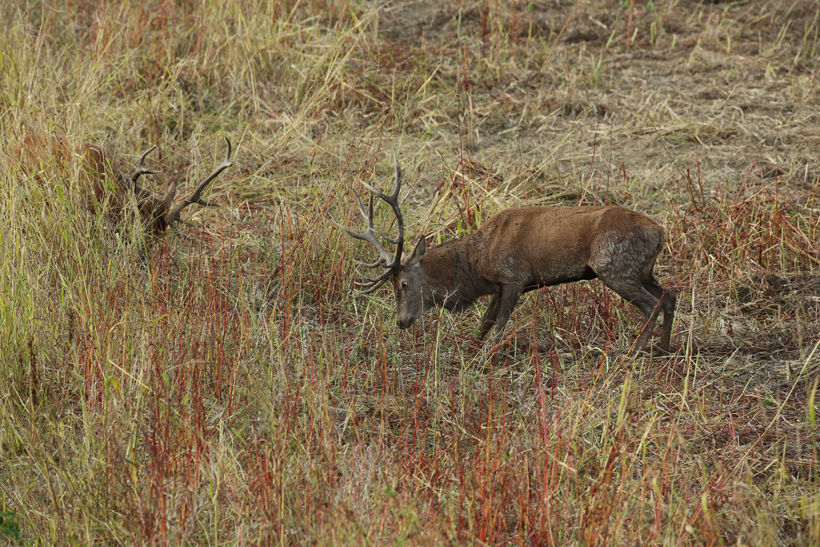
[618,282,663,355]
[592,230,672,355]
[478,292,503,339]
[642,276,676,353]
[597,274,664,355]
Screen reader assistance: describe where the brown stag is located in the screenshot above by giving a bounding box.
[8,134,232,234]
[338,156,676,355]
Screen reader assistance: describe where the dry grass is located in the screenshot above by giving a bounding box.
[1,0,819,544]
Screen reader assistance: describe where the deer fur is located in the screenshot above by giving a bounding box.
[395,206,676,354]
[341,159,676,355]
[8,134,231,234]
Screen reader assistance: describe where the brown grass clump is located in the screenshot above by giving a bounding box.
[1,0,819,544]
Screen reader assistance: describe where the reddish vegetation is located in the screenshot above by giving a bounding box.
[1,0,818,544]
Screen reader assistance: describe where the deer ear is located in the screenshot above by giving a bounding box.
[404,236,426,267]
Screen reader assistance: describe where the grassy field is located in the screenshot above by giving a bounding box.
[1,0,819,544]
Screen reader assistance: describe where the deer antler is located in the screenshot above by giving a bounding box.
[336,192,395,267]
[337,152,405,293]
[130,145,159,186]
[168,137,233,225]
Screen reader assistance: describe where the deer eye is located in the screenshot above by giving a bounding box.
[401,281,408,290]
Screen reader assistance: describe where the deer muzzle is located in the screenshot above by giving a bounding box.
[397,316,416,329]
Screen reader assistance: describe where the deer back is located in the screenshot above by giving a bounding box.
[473,206,664,285]
[10,134,131,217]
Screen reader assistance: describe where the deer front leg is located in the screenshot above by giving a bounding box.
[478,292,502,339]
[490,283,523,346]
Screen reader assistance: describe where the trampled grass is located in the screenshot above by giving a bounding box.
[1,0,819,544]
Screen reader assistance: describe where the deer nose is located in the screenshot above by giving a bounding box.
[397,317,414,329]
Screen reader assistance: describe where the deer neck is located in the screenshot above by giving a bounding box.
[419,234,496,312]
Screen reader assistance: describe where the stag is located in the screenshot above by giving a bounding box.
[338,157,676,355]
[9,134,232,234]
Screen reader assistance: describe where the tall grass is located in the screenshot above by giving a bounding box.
[2,0,819,544]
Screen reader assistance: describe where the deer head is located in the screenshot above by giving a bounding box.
[336,155,430,328]
[137,137,233,235]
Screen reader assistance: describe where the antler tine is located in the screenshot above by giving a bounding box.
[355,269,395,294]
[358,280,391,294]
[356,268,395,284]
[332,187,395,267]
[333,218,391,258]
[353,258,386,268]
[168,137,233,222]
[130,144,159,185]
[336,151,407,293]
[359,151,404,266]
[331,214,394,268]
[354,191,373,223]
